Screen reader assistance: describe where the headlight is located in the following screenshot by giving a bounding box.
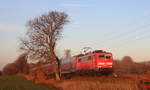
[98,62,105,65]
[106,62,112,65]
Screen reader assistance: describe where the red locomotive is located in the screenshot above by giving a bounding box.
[61,50,113,76]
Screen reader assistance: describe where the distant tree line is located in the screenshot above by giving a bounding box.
[1,53,29,76]
[1,55,150,77]
[0,49,72,76]
[113,56,150,75]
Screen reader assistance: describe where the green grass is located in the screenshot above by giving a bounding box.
[0,76,59,90]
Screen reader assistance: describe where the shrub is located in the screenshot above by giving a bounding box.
[3,63,19,75]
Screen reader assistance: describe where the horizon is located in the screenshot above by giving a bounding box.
[0,0,150,70]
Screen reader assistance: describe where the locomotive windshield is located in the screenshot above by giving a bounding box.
[99,55,105,58]
[99,54,111,59]
[106,56,111,59]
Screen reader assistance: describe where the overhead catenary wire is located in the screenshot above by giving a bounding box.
[96,12,150,48]
[99,12,150,43]
[99,23,150,49]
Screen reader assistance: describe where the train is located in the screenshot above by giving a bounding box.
[30,50,113,79]
[61,50,113,77]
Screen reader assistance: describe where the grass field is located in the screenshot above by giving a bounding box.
[0,76,59,90]
[56,76,140,90]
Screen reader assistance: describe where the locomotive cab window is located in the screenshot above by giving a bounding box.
[106,56,111,59]
[99,55,105,58]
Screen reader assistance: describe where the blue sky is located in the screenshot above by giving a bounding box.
[0,0,150,69]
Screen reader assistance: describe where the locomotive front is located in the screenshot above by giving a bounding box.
[74,50,114,75]
[96,52,113,68]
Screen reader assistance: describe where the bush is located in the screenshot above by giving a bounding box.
[15,53,29,74]
[2,53,30,75]
[3,63,19,75]
[0,70,2,76]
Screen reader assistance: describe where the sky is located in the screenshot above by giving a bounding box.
[0,0,150,69]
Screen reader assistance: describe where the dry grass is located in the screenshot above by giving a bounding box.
[20,73,142,90]
[48,76,140,90]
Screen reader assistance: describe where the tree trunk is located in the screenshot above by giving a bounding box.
[51,50,61,80]
[55,70,61,80]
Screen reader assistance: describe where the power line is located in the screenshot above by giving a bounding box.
[99,23,150,48]
[99,12,150,42]
[113,31,150,50]
[96,12,150,47]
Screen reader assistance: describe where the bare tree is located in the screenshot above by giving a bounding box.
[20,11,69,80]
